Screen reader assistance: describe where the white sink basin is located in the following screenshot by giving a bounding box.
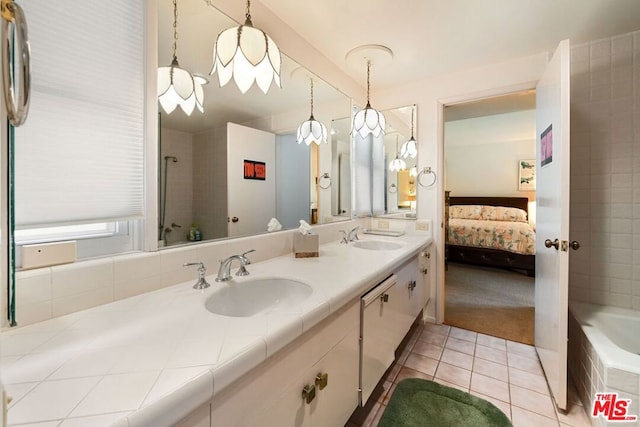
[205,278,312,317]
[353,240,403,251]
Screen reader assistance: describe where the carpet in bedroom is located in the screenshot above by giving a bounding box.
[444,262,534,345]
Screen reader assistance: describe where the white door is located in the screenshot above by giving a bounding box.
[534,39,571,411]
[227,123,276,237]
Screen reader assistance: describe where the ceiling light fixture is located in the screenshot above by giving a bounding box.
[297,78,328,145]
[401,104,417,159]
[157,0,204,115]
[389,136,406,172]
[352,60,385,138]
[210,0,281,94]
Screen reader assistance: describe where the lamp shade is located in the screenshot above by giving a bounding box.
[400,136,417,159]
[211,22,281,94]
[158,59,204,115]
[389,155,406,172]
[353,105,386,138]
[297,117,328,145]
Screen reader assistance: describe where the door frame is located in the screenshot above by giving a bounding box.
[435,81,539,325]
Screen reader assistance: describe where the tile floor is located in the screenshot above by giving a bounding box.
[347,322,592,427]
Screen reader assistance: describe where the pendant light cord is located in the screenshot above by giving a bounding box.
[411,104,415,138]
[171,0,178,62]
[245,0,253,25]
[366,60,371,108]
[309,78,314,119]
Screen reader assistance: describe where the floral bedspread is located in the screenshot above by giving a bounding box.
[448,218,536,255]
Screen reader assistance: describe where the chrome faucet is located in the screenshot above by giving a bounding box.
[183,262,210,289]
[216,249,255,282]
[339,227,361,244]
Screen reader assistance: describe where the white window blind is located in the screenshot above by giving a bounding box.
[14,1,145,228]
[353,133,385,216]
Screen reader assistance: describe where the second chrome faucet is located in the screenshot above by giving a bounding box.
[216,249,255,282]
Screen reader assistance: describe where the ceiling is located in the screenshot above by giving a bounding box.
[160,0,640,132]
[259,0,640,89]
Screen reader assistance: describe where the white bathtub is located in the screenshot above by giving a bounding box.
[570,301,640,376]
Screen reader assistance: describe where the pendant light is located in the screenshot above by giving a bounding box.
[157,0,204,115]
[297,78,328,145]
[210,0,281,94]
[389,136,406,172]
[400,105,418,159]
[352,60,385,138]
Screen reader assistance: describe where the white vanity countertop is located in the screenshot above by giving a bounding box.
[2,232,431,427]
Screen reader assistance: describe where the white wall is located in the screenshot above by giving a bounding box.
[444,110,536,201]
[569,30,640,311]
[372,52,549,321]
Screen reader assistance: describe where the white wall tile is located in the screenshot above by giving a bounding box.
[52,258,114,299]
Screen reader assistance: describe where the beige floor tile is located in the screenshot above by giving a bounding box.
[471,390,512,421]
[477,333,507,351]
[445,336,476,355]
[511,383,557,419]
[556,401,591,427]
[448,327,478,343]
[507,352,544,376]
[433,376,469,393]
[473,357,508,382]
[412,340,443,360]
[511,406,560,427]
[475,343,508,365]
[394,366,432,384]
[435,362,471,389]
[471,372,510,403]
[507,340,538,360]
[509,366,551,395]
[403,353,438,376]
[441,348,474,370]
[423,322,451,336]
[418,329,447,346]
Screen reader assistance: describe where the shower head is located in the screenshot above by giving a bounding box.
[165,156,178,162]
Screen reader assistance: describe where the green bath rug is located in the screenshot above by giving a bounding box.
[378,378,512,427]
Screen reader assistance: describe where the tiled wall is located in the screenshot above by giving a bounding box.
[13,218,393,328]
[568,311,640,427]
[569,30,640,310]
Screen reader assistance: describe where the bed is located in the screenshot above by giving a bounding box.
[447,196,535,276]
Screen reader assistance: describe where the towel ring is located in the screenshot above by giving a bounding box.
[2,0,31,126]
[417,167,437,188]
[388,183,397,193]
[318,173,331,189]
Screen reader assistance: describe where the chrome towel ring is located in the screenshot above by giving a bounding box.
[319,173,331,189]
[417,167,437,188]
[2,0,30,126]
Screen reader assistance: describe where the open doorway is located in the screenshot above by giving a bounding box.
[442,90,537,345]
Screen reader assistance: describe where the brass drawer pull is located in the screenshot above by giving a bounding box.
[302,384,316,404]
[315,372,328,390]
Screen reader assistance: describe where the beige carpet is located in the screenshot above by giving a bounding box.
[445,263,534,345]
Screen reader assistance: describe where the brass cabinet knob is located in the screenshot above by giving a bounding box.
[421,268,428,275]
[302,384,316,404]
[380,293,389,303]
[315,372,328,390]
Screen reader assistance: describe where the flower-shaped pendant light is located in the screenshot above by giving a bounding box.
[400,104,418,159]
[389,136,407,172]
[210,0,281,94]
[353,60,385,138]
[158,0,204,115]
[297,78,328,145]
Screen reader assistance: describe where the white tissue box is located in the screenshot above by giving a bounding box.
[294,234,319,258]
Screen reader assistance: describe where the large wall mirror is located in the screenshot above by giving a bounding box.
[379,105,418,219]
[158,0,352,247]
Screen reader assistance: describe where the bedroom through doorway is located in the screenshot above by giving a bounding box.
[443,90,537,345]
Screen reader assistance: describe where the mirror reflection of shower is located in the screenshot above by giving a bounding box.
[159,155,178,245]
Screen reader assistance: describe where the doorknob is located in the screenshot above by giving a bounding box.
[227,216,239,223]
[544,238,559,250]
[570,241,580,250]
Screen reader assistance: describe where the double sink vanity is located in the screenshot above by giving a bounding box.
[4,231,432,426]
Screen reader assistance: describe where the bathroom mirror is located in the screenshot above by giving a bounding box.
[158,0,351,246]
[378,105,418,219]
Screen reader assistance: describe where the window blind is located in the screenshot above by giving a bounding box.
[353,133,385,216]
[14,1,145,228]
